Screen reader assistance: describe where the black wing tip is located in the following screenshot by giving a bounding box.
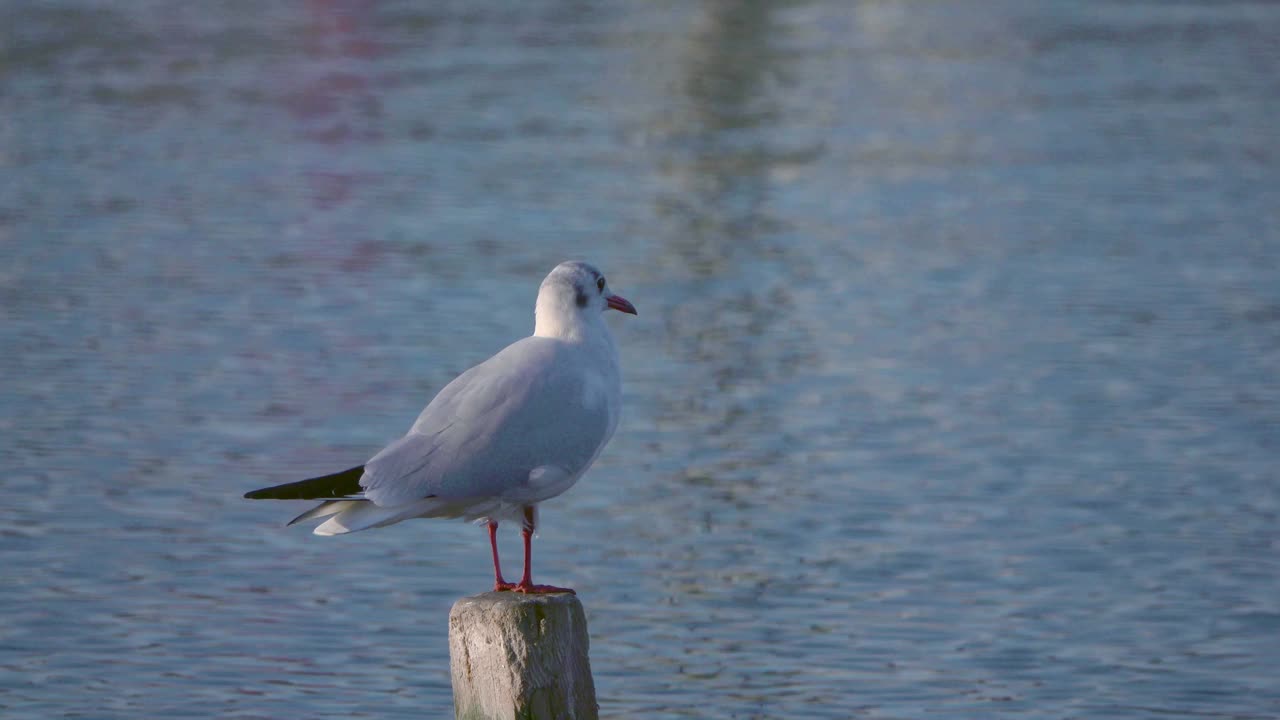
[243,465,365,501]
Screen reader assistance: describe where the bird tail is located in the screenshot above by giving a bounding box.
[246,466,457,536]
[244,466,365,500]
[287,500,359,527]
[312,497,444,536]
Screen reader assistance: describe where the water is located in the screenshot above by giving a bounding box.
[3,1,1279,717]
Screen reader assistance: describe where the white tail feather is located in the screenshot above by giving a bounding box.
[288,500,358,527]
[312,497,456,536]
[294,495,527,536]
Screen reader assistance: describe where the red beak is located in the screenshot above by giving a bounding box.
[606,295,637,315]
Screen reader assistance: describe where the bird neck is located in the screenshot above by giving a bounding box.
[533,299,610,345]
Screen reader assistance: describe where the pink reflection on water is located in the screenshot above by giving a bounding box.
[279,0,392,280]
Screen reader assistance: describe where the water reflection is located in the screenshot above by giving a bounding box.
[646,1,823,501]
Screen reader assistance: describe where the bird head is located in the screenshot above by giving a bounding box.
[534,261,636,338]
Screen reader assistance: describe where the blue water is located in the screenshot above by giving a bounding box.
[3,1,1279,718]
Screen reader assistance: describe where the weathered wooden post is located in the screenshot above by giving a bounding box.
[448,592,598,720]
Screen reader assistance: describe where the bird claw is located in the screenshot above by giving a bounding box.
[500,582,575,595]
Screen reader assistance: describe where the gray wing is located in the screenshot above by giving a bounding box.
[359,337,612,507]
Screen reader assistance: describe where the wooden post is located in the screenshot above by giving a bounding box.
[448,592,598,720]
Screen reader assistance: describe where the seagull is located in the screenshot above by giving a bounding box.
[244,261,636,594]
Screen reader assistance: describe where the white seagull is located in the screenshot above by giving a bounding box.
[245,261,636,594]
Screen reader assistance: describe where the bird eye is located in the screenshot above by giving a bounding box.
[597,277,606,292]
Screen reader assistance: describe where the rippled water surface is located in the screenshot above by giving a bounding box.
[3,1,1280,718]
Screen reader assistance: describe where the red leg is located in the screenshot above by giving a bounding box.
[512,505,574,594]
[489,521,516,592]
